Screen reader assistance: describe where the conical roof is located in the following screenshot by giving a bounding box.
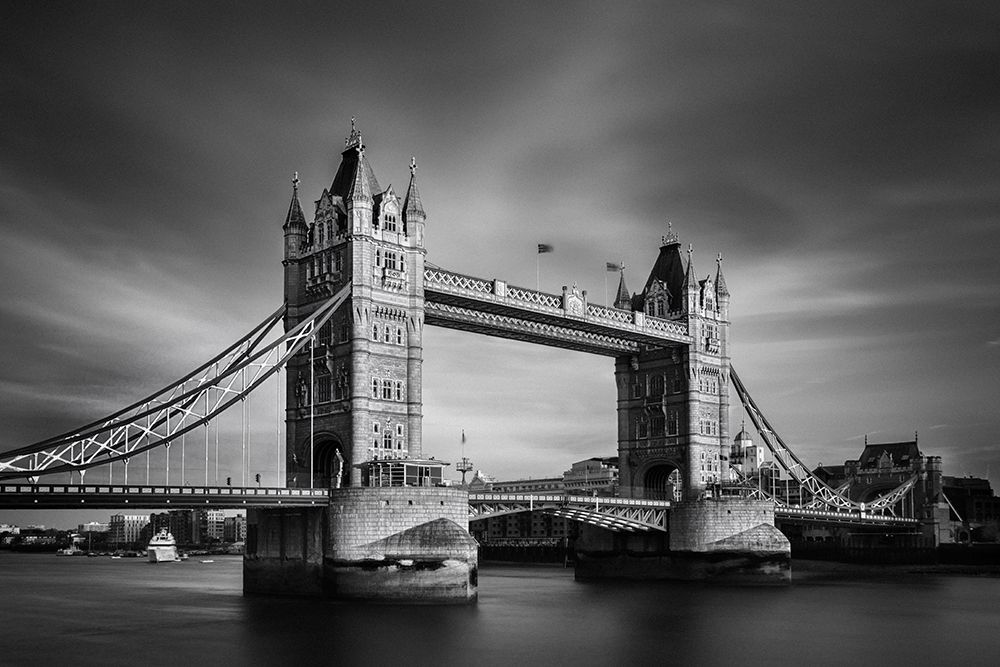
[715,254,730,297]
[403,156,425,223]
[614,270,631,310]
[330,122,381,201]
[282,174,307,231]
[682,246,697,290]
[636,240,685,312]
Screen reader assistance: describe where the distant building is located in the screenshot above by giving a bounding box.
[224,514,247,543]
[109,515,149,547]
[168,510,196,544]
[729,425,763,477]
[466,470,497,492]
[562,457,619,496]
[194,509,226,543]
[940,476,1000,542]
[78,522,109,534]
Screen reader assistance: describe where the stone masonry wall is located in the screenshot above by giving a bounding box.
[327,487,470,561]
[668,497,787,553]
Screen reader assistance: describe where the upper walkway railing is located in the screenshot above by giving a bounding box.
[423,267,690,352]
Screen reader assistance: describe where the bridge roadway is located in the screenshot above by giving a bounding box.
[0,483,329,509]
[0,485,920,528]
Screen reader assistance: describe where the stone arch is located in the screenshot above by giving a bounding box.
[637,459,684,501]
[311,434,347,489]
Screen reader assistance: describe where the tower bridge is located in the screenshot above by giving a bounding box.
[0,121,931,600]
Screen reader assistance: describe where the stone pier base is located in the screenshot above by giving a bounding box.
[575,498,790,584]
[244,487,478,603]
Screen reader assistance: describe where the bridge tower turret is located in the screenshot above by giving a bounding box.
[615,224,731,502]
[282,120,426,488]
[282,173,308,304]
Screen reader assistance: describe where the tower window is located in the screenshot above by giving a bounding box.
[371,378,379,398]
[372,323,379,341]
[382,380,393,400]
[316,375,331,403]
[667,410,679,435]
[396,327,403,345]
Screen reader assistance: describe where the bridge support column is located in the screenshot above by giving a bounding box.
[244,488,478,603]
[575,498,790,583]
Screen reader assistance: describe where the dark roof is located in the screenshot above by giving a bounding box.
[715,260,729,297]
[403,170,425,224]
[634,241,686,312]
[613,271,631,310]
[330,146,381,201]
[282,188,307,231]
[857,441,921,468]
[942,476,993,496]
[813,464,847,477]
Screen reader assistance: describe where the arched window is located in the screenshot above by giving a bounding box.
[371,378,379,398]
[372,323,379,341]
[396,327,403,345]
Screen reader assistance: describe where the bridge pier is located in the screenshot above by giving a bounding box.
[244,487,478,603]
[575,498,790,583]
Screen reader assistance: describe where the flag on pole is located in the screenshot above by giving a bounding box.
[537,243,554,254]
[606,262,621,271]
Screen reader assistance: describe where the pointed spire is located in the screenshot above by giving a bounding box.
[682,243,697,289]
[283,171,307,231]
[715,252,730,298]
[614,265,631,310]
[347,142,372,203]
[403,155,425,223]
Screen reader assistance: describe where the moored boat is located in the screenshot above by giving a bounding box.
[147,529,179,563]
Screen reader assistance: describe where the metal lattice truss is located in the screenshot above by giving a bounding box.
[0,285,351,481]
[425,302,643,356]
[731,366,917,514]
[424,266,691,355]
[468,493,669,532]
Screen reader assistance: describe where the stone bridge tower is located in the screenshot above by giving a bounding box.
[281,122,426,487]
[615,225,731,501]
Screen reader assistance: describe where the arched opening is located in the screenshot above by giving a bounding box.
[644,464,682,501]
[313,438,346,489]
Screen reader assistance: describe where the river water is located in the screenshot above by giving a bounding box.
[1,553,998,666]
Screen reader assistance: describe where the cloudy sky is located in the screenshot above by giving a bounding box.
[1,1,998,527]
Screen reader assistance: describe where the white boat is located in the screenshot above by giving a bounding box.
[147,529,179,563]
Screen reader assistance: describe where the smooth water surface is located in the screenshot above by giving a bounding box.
[1,553,998,666]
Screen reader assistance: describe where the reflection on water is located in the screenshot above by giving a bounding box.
[1,553,999,666]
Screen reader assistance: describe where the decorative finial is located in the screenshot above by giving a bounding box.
[345,117,363,149]
[409,156,418,177]
[292,171,300,193]
[661,221,679,246]
[620,261,625,273]
[717,252,723,265]
[687,243,693,256]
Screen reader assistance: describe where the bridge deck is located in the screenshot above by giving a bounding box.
[0,483,329,509]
